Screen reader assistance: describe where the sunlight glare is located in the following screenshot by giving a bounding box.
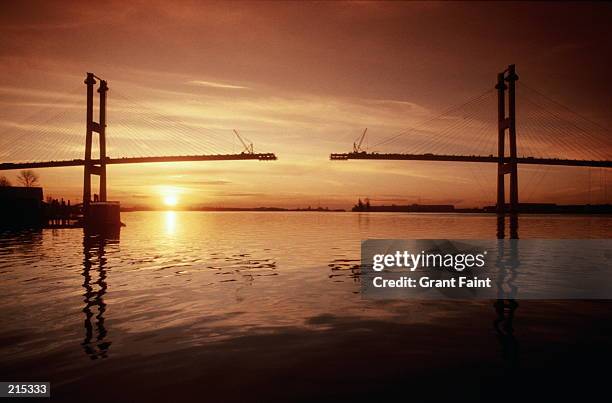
[163,194,178,207]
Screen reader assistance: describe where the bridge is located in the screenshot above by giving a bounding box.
[331,153,611,168]
[331,65,612,223]
[0,72,277,220]
[0,154,278,171]
[1,65,610,234]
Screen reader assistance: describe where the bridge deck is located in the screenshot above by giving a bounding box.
[0,153,277,171]
[330,152,612,168]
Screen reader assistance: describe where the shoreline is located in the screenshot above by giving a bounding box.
[119,208,612,216]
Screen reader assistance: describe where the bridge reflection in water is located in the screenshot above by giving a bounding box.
[81,232,118,359]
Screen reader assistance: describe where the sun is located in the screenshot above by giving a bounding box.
[163,194,178,207]
[157,185,183,209]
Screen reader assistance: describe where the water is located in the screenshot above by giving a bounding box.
[1,212,611,401]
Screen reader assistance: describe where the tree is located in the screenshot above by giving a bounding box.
[0,176,10,187]
[17,170,39,187]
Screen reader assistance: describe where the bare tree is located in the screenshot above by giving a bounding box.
[17,170,39,187]
[0,176,11,187]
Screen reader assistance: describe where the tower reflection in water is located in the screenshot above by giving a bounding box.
[495,214,520,368]
[82,231,118,359]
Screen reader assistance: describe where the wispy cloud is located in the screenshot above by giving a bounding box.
[187,80,249,90]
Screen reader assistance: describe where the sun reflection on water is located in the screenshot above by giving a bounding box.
[165,211,177,235]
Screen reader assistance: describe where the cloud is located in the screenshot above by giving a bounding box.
[187,80,249,90]
[219,192,265,197]
[0,86,81,101]
[173,179,231,186]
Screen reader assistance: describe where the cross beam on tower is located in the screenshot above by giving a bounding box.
[496,64,519,215]
[83,73,107,212]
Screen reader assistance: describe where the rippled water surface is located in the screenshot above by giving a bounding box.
[1,212,611,401]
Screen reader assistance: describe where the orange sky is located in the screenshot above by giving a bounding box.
[0,1,611,209]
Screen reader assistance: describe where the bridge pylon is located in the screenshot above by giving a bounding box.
[83,73,108,213]
[496,64,519,217]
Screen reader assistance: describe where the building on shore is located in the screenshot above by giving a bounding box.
[353,199,612,214]
[0,186,44,228]
[352,199,455,213]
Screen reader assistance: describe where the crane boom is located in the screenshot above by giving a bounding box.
[233,129,254,154]
[353,128,368,153]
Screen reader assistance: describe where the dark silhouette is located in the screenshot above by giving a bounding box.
[352,199,612,214]
[352,199,454,212]
[43,197,79,227]
[0,186,44,228]
[17,169,39,187]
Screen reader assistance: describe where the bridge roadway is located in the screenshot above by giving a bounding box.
[329,152,612,168]
[0,153,278,171]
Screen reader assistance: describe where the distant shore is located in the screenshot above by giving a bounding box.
[119,203,612,215]
[348,199,612,214]
[121,206,346,212]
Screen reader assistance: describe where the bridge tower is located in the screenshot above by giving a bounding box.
[83,73,108,213]
[496,64,519,216]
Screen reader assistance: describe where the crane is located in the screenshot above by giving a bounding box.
[353,128,368,153]
[233,129,254,154]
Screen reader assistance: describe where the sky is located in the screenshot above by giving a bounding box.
[0,1,611,209]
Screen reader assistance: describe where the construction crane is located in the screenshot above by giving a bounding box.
[233,129,254,154]
[353,128,368,153]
